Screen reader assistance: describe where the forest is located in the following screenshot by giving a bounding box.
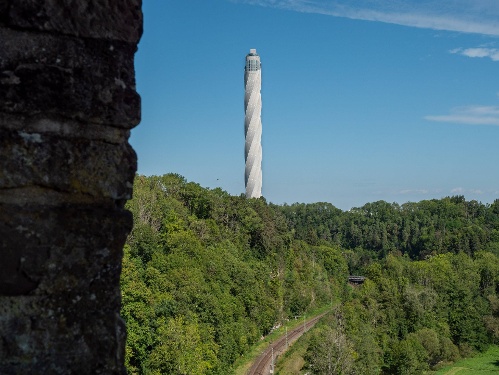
[121,174,499,374]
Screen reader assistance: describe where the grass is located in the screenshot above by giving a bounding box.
[275,343,308,374]
[273,329,313,375]
[233,305,331,375]
[434,345,499,375]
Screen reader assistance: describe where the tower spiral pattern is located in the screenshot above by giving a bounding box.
[244,49,262,198]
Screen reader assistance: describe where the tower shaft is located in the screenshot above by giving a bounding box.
[244,49,262,198]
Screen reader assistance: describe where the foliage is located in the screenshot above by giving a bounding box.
[305,310,356,375]
[122,175,499,374]
[302,252,498,374]
[434,345,499,374]
[121,175,344,374]
[278,197,499,265]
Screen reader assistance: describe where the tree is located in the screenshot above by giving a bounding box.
[484,294,499,339]
[120,245,155,373]
[306,325,355,375]
[122,174,499,374]
[147,315,218,375]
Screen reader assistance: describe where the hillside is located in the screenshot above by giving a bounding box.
[121,174,347,374]
[121,174,499,374]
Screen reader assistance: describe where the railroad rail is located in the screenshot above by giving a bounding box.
[246,312,328,375]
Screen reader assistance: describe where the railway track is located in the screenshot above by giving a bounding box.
[246,312,328,375]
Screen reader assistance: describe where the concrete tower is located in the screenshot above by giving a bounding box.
[244,48,263,198]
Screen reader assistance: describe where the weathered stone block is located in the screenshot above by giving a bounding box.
[0,204,132,373]
[0,127,136,200]
[2,0,143,43]
[0,296,127,374]
[0,27,141,127]
[0,204,132,294]
[0,113,132,144]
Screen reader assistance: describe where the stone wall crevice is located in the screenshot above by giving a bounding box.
[0,113,133,144]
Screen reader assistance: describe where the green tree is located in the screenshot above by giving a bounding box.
[484,294,499,339]
[306,323,355,375]
[147,315,218,375]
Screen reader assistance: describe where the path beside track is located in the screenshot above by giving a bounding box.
[246,312,328,375]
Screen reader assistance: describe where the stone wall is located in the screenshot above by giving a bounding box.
[0,1,142,373]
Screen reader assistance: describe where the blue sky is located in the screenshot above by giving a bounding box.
[131,0,499,210]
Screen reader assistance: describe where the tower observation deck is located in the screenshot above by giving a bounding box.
[244,49,262,198]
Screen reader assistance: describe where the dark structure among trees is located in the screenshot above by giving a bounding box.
[0,1,142,373]
[348,275,366,285]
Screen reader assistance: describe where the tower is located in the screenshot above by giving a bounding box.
[244,49,263,198]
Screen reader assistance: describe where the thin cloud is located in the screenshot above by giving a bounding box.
[471,189,484,194]
[451,187,483,194]
[398,189,430,195]
[425,105,499,126]
[391,187,486,197]
[450,47,499,61]
[232,0,499,36]
[451,187,465,194]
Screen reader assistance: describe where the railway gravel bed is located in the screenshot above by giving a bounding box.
[246,312,328,375]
